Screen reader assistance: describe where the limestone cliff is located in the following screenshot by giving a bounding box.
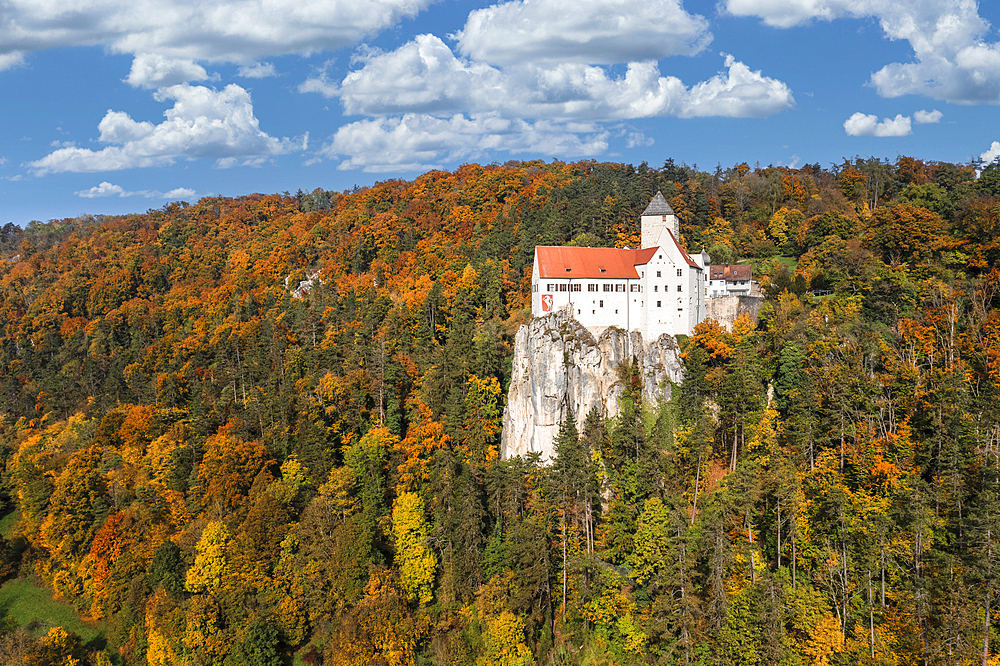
[500,309,684,461]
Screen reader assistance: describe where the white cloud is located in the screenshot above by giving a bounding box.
[913,108,942,124]
[31,84,298,174]
[681,53,795,118]
[322,37,794,121]
[723,0,1000,104]
[625,131,654,148]
[0,0,435,64]
[981,141,1000,165]
[321,113,609,172]
[843,112,912,137]
[76,181,197,199]
[332,35,504,114]
[455,0,711,64]
[126,54,209,88]
[76,182,127,198]
[238,62,278,78]
[0,52,25,72]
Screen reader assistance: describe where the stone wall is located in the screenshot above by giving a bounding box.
[705,295,765,330]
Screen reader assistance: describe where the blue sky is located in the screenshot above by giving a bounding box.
[2,0,1000,225]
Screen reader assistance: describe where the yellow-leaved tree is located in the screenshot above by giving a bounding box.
[391,491,436,604]
[478,611,534,666]
[185,521,229,593]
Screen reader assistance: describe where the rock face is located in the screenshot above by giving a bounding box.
[501,309,684,461]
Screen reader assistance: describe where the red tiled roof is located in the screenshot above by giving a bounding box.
[667,230,700,269]
[709,264,752,281]
[535,246,658,279]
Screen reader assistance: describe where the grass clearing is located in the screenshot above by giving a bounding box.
[773,256,798,271]
[0,577,105,648]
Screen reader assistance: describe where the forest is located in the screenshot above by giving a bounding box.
[0,155,999,665]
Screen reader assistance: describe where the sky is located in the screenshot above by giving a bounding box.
[2,0,1000,226]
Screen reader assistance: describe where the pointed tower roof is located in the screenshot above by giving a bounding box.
[642,191,674,216]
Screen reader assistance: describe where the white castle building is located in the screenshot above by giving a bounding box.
[530,192,709,338]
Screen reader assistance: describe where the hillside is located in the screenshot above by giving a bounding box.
[1,156,999,665]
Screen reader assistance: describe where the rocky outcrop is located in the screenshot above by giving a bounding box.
[500,308,684,461]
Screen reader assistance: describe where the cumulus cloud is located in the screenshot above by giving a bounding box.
[455,0,711,64]
[682,54,795,117]
[238,62,278,79]
[843,112,912,137]
[913,108,943,124]
[0,0,434,64]
[321,113,609,172]
[76,182,127,198]
[981,141,1000,165]
[76,181,196,199]
[320,36,793,120]
[126,54,210,88]
[723,0,1000,104]
[31,84,299,174]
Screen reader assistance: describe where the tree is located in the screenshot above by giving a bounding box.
[864,203,947,264]
[392,491,436,604]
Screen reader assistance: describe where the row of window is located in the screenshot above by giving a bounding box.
[582,299,685,312]
[544,282,684,293]
[655,269,684,278]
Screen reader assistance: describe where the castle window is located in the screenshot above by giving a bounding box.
[657,301,661,307]
[547,284,554,291]
[559,284,568,292]
[654,286,658,292]
[677,285,682,292]
[603,284,612,292]
[588,283,597,292]
[566,268,571,272]
[600,300,604,307]
[656,271,661,277]
[677,269,683,277]
[572,284,581,292]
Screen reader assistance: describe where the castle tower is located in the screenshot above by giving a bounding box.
[640,191,678,249]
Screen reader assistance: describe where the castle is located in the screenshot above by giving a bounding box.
[530,192,709,338]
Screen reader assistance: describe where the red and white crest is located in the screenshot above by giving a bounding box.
[541,294,553,312]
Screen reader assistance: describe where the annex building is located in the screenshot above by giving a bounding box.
[531,192,710,338]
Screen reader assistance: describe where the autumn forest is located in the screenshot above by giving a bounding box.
[1,156,1000,666]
